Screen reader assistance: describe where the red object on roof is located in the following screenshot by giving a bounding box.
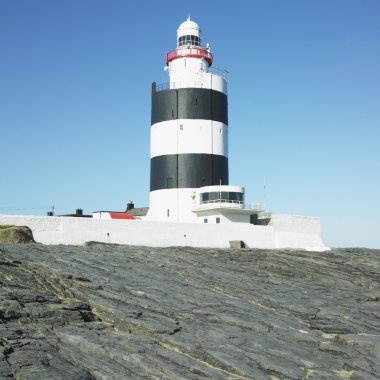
[166,47,213,67]
[108,212,134,220]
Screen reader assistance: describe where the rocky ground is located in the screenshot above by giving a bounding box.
[0,243,379,379]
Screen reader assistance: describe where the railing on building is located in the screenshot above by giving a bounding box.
[195,200,265,212]
[166,47,213,66]
[154,73,228,93]
[209,67,228,78]
[155,81,204,92]
[153,64,228,93]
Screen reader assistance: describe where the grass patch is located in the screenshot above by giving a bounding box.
[0,225,15,230]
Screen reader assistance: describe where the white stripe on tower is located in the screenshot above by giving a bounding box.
[150,120,228,158]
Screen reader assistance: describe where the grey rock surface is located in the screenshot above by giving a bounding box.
[0,244,379,379]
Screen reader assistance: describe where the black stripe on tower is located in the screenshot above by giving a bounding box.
[151,87,228,125]
[150,154,228,191]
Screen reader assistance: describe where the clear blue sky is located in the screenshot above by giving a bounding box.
[1,0,379,248]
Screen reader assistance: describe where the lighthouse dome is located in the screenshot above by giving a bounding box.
[177,17,201,47]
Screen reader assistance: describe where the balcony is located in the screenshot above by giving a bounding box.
[193,199,265,213]
[166,47,213,66]
[155,81,203,92]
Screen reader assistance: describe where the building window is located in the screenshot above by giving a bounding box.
[180,124,183,130]
[200,191,244,204]
[216,217,220,224]
[167,209,170,217]
[204,218,208,223]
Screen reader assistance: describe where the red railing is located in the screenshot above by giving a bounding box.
[166,47,213,67]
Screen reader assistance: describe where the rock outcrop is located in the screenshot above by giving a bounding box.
[0,244,379,379]
[0,225,35,244]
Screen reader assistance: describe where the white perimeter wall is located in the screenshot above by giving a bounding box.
[0,214,328,251]
[269,214,327,251]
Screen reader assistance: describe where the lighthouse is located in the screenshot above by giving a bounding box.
[147,18,256,224]
[0,18,327,250]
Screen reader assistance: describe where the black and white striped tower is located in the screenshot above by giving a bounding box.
[147,17,229,222]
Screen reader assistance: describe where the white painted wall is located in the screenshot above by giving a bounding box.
[222,213,251,223]
[201,72,227,94]
[200,213,250,224]
[169,57,208,85]
[270,214,327,251]
[169,60,227,94]
[0,214,328,251]
[93,212,111,220]
[270,214,321,234]
[147,188,199,223]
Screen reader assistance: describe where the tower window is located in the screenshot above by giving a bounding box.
[178,35,201,47]
[167,209,170,217]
